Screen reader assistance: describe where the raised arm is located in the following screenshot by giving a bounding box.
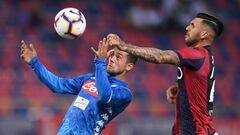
[107,34,180,66]
[30,57,90,94]
[91,38,113,103]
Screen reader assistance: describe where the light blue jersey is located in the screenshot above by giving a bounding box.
[29,57,132,135]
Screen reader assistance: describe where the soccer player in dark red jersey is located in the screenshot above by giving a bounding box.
[107,13,223,135]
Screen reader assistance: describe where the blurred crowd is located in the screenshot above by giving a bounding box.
[0,0,239,134]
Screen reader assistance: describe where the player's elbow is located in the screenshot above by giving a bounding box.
[157,50,180,66]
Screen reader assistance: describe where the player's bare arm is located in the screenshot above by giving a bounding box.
[123,46,179,65]
[20,40,37,63]
[107,34,180,65]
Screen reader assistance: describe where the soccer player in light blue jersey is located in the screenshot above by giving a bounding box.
[20,38,137,135]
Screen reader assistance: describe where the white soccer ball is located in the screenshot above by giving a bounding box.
[54,8,86,40]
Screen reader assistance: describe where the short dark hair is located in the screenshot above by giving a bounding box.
[196,13,224,37]
[127,53,138,65]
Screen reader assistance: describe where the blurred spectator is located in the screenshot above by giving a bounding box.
[127,0,163,30]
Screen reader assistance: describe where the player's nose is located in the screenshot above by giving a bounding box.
[109,56,114,63]
[110,55,117,64]
[186,24,189,30]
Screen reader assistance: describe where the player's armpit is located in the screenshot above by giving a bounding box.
[123,43,180,66]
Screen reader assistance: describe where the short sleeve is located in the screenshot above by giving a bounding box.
[175,47,205,71]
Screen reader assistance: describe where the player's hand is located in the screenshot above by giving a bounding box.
[107,34,127,51]
[166,82,179,104]
[20,40,37,63]
[91,38,109,59]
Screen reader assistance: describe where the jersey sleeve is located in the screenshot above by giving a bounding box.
[175,47,205,70]
[105,86,132,107]
[94,58,132,106]
[29,56,92,95]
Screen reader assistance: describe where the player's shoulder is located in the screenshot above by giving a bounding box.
[177,47,204,59]
[83,73,94,77]
[114,85,133,101]
[77,73,94,80]
[109,78,132,100]
[178,46,201,53]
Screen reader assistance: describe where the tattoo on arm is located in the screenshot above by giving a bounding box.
[124,43,180,65]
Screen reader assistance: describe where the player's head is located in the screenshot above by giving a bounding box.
[107,47,137,76]
[185,13,224,46]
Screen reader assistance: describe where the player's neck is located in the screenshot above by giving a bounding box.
[193,40,212,48]
[116,73,126,81]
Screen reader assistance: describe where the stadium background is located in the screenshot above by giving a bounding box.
[0,0,239,134]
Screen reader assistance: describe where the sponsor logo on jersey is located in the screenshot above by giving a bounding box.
[82,80,99,97]
[73,96,90,110]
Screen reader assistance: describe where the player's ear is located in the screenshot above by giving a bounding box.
[126,63,134,72]
[200,30,209,39]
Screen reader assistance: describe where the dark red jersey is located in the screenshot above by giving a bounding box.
[173,46,217,135]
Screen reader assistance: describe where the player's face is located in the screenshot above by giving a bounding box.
[107,48,132,76]
[185,18,202,46]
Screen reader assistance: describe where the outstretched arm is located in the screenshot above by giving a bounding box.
[107,34,180,65]
[120,44,179,65]
[20,40,87,94]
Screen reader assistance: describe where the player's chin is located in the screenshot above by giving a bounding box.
[107,66,112,72]
[185,39,192,46]
[107,69,123,76]
[107,69,115,75]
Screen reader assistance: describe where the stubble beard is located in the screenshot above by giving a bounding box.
[185,35,200,47]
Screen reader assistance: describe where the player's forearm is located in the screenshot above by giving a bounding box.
[94,59,112,103]
[123,43,180,65]
[29,57,78,94]
[123,43,161,63]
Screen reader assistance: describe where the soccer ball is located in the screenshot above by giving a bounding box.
[54,8,86,40]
